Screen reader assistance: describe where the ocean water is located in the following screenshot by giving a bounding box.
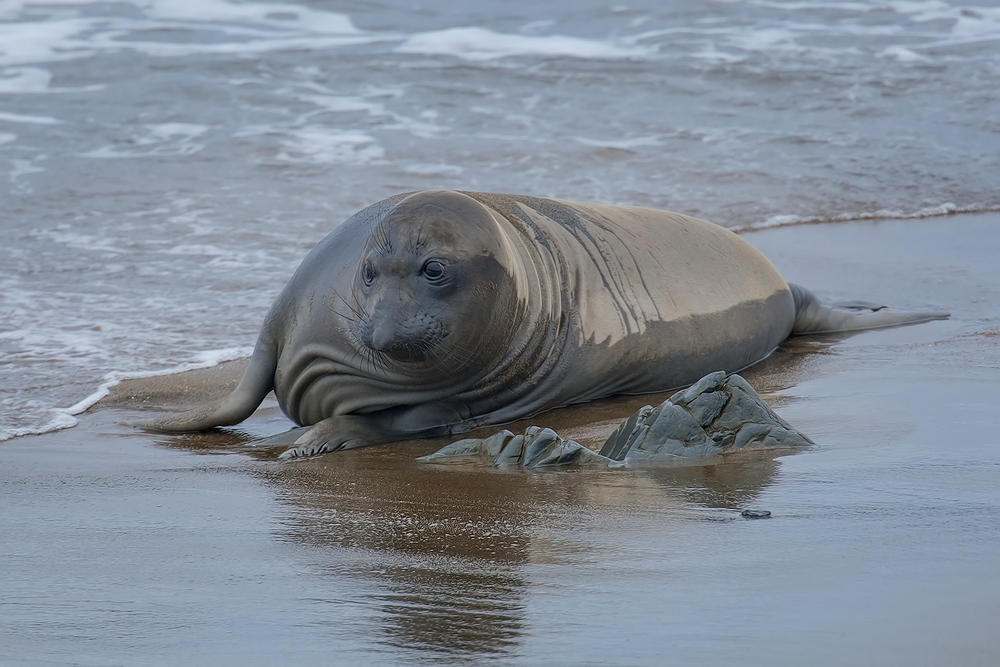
[2,0,999,440]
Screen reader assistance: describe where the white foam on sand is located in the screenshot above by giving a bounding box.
[0,346,254,442]
[65,346,255,414]
[738,202,1000,233]
[395,26,650,62]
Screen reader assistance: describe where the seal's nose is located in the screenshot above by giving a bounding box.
[370,321,395,352]
[366,288,401,352]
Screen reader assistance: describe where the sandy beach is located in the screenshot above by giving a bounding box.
[3,213,999,666]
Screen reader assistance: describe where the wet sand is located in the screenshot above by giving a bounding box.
[3,214,1000,666]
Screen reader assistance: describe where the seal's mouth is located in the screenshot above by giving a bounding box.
[363,332,480,375]
[352,310,468,371]
[371,338,435,364]
[362,325,450,366]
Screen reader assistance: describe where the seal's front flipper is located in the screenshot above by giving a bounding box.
[789,283,949,335]
[137,337,277,433]
[278,403,463,459]
[277,415,393,459]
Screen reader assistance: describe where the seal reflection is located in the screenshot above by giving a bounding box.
[248,442,784,658]
[259,451,534,657]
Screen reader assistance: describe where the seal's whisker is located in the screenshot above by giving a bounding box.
[374,349,391,375]
[330,288,365,323]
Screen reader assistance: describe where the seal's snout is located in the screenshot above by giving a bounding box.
[369,321,395,353]
[363,310,438,363]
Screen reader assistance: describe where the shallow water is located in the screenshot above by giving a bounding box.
[3,0,1000,439]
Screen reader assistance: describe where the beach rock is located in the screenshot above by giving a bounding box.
[599,371,813,463]
[417,426,611,468]
[418,371,812,468]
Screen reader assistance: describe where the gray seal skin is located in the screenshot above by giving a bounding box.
[143,190,948,456]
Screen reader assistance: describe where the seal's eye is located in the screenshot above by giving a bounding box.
[422,260,446,283]
[362,259,375,286]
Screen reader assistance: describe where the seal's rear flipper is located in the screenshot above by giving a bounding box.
[137,337,277,433]
[789,283,949,335]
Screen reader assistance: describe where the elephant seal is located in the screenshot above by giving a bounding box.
[143,190,947,456]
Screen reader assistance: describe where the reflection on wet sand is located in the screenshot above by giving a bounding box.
[238,446,781,657]
[375,565,525,657]
[137,335,830,659]
[643,455,781,511]
[258,452,537,658]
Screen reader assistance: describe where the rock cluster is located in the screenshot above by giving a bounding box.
[418,371,812,468]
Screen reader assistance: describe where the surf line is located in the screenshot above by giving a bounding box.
[0,347,255,442]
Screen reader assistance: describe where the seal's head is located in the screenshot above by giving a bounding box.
[353,191,522,374]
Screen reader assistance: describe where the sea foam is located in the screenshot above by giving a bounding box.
[740,203,1000,233]
[395,26,650,62]
[0,347,254,442]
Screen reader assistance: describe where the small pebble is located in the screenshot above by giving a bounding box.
[741,509,771,519]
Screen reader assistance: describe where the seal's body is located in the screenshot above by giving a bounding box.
[144,191,946,456]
